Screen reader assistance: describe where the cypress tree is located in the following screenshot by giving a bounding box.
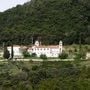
[3,47,10,59]
[11,44,14,59]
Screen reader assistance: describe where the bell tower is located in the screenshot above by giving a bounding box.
[35,40,40,46]
[59,40,63,53]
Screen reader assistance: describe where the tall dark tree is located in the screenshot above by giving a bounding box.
[11,44,14,59]
[3,46,10,59]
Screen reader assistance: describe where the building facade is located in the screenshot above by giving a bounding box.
[86,53,90,59]
[28,40,63,57]
[7,41,63,58]
[7,46,24,58]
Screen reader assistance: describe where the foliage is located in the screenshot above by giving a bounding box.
[0,0,89,45]
[38,78,90,90]
[40,54,47,60]
[0,61,90,89]
[59,52,68,59]
[3,47,10,59]
[0,0,90,89]
[11,44,14,59]
[74,52,86,60]
[22,50,31,58]
[31,53,37,57]
[32,65,39,71]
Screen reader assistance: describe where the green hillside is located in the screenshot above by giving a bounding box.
[0,0,90,45]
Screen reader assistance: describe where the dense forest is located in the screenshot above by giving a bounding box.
[0,0,90,45]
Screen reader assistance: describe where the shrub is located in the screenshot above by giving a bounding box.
[29,59,33,63]
[59,52,68,59]
[31,53,37,57]
[32,65,39,71]
[68,49,73,53]
[40,54,47,60]
[23,50,30,58]
[74,52,86,60]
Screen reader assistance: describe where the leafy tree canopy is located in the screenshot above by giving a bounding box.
[0,0,90,45]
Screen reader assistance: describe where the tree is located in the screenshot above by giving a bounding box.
[3,47,10,59]
[0,0,89,45]
[11,44,14,59]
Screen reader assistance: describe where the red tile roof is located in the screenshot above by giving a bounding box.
[28,45,60,50]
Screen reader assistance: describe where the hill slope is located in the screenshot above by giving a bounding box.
[0,0,90,45]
